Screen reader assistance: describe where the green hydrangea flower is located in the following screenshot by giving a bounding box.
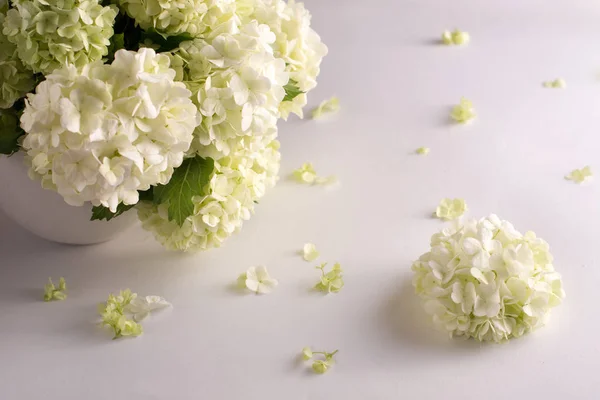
[116,0,213,37]
[0,12,35,108]
[3,0,118,75]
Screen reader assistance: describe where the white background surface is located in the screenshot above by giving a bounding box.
[2,0,600,398]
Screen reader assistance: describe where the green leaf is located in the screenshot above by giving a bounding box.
[141,28,194,52]
[283,79,304,102]
[90,190,153,221]
[153,156,214,226]
[0,109,24,155]
[106,33,125,62]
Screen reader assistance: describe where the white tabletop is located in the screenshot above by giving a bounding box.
[2,0,600,399]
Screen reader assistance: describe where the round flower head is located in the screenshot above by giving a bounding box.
[0,11,35,109]
[169,20,288,159]
[116,0,236,37]
[3,0,118,74]
[138,138,280,251]
[20,48,199,212]
[412,215,565,343]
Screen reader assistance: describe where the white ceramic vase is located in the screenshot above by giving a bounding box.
[0,153,137,245]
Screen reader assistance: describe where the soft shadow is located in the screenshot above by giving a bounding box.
[420,38,445,46]
[0,288,44,304]
[377,277,483,353]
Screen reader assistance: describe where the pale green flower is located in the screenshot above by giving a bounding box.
[301,347,313,360]
[543,78,566,89]
[450,98,476,124]
[44,277,67,302]
[3,0,118,74]
[312,360,329,374]
[116,0,222,37]
[314,263,344,293]
[301,348,338,374]
[416,147,430,155]
[441,30,453,45]
[302,243,320,262]
[293,162,318,184]
[565,166,592,184]
[311,96,340,119]
[98,289,143,339]
[451,29,470,45]
[412,215,565,343]
[435,198,467,220]
[241,266,278,294]
[441,29,469,45]
[292,163,337,186]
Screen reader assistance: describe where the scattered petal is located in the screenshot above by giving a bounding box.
[441,30,453,45]
[44,277,67,302]
[293,163,338,186]
[243,266,278,294]
[303,243,320,262]
[312,360,330,374]
[314,263,344,293]
[311,97,340,119]
[125,295,172,322]
[450,98,476,124]
[565,166,592,184]
[98,289,143,339]
[302,347,313,360]
[451,29,470,45]
[441,29,469,45]
[543,78,566,89]
[416,147,430,155]
[435,198,468,220]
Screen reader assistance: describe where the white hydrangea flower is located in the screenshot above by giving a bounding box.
[412,215,565,343]
[246,0,328,119]
[170,21,288,159]
[21,48,199,212]
[138,138,280,251]
[3,0,118,74]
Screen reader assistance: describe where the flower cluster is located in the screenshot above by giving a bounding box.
[250,0,328,119]
[1,0,327,252]
[138,138,281,250]
[169,21,289,159]
[116,0,224,37]
[21,48,198,212]
[0,8,35,109]
[3,0,118,75]
[412,215,565,343]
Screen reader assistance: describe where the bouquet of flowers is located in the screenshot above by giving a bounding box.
[0,0,327,251]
